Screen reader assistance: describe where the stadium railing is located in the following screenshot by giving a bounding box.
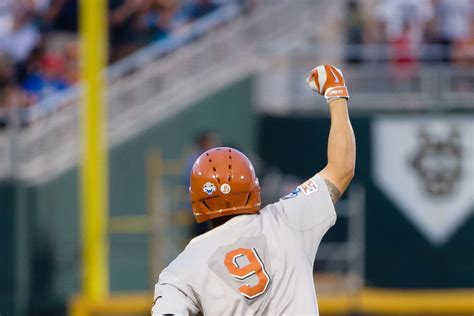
[257,58,474,113]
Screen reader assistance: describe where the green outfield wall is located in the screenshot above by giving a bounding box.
[0,183,15,316]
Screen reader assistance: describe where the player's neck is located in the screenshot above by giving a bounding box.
[209,215,238,229]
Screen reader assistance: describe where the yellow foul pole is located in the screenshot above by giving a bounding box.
[79,0,109,299]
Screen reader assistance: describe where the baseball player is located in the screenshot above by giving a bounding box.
[152,64,356,315]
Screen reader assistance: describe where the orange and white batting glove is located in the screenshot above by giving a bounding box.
[307,64,349,103]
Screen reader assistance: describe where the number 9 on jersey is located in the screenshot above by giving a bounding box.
[224,247,271,299]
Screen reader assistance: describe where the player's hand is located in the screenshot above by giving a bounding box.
[306,65,349,103]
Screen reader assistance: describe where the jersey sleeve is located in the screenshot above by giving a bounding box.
[276,173,337,262]
[152,271,200,315]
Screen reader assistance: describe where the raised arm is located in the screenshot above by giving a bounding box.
[320,98,355,202]
[307,65,356,203]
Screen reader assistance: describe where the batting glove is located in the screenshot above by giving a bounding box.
[307,64,349,103]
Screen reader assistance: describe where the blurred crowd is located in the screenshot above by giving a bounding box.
[345,0,474,66]
[0,0,226,126]
[1,0,473,127]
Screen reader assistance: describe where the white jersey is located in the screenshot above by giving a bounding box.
[152,174,336,315]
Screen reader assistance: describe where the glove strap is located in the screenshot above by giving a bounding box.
[324,86,350,101]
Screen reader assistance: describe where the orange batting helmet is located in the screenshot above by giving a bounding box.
[189,147,261,223]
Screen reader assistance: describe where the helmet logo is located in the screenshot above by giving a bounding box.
[203,182,217,195]
[220,183,231,194]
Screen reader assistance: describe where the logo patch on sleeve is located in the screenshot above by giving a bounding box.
[281,187,301,200]
[298,179,318,195]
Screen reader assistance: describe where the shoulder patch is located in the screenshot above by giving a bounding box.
[281,187,301,200]
[280,178,319,200]
[298,178,318,195]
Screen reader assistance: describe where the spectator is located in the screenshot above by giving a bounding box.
[0,54,33,127]
[0,54,14,126]
[42,0,78,60]
[452,12,474,66]
[373,0,433,79]
[433,0,473,62]
[0,0,245,127]
[109,0,151,61]
[390,19,419,80]
[141,0,183,42]
[22,53,69,100]
[62,40,79,84]
[46,0,78,33]
[0,9,41,63]
[374,0,434,48]
[345,0,364,63]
